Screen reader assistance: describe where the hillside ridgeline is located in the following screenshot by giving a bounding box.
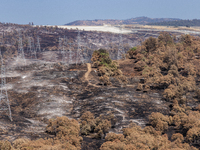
[66,17,180,26]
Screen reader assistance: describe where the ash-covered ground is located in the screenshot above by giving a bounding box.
[0,54,170,146]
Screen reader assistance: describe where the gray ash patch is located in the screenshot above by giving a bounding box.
[0,61,169,143]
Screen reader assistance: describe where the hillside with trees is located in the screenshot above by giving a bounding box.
[147,19,200,27]
[101,32,200,150]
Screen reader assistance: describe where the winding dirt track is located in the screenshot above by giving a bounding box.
[85,63,92,80]
[85,63,100,88]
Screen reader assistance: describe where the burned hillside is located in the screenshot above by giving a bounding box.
[0,23,199,149]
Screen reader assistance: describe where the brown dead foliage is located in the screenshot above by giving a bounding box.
[0,140,12,150]
[134,60,146,71]
[12,138,30,149]
[1,116,83,150]
[127,47,138,59]
[171,133,184,143]
[100,123,197,150]
[149,106,200,147]
[80,111,96,135]
[148,112,172,132]
[129,33,199,104]
[99,75,111,85]
[142,36,158,53]
[186,127,200,144]
[147,104,200,147]
[80,111,113,139]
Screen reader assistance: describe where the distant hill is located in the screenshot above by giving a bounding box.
[65,17,181,26]
[122,17,181,25]
[65,19,121,26]
[147,19,200,27]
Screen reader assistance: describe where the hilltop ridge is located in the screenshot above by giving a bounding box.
[65,16,181,26]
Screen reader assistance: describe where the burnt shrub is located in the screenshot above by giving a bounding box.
[134,60,146,71]
[17,116,83,150]
[80,111,112,139]
[186,127,200,144]
[142,37,158,53]
[148,112,172,133]
[45,116,82,149]
[101,122,197,150]
[127,47,138,59]
[0,141,12,150]
[158,32,174,47]
[80,111,96,135]
[181,34,193,47]
[99,75,112,85]
[12,138,30,149]
[171,133,184,142]
[105,132,125,142]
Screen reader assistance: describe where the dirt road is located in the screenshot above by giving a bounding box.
[85,63,100,88]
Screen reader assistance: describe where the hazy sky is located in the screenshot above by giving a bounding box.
[0,0,199,25]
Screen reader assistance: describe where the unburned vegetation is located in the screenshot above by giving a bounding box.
[91,48,127,85]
